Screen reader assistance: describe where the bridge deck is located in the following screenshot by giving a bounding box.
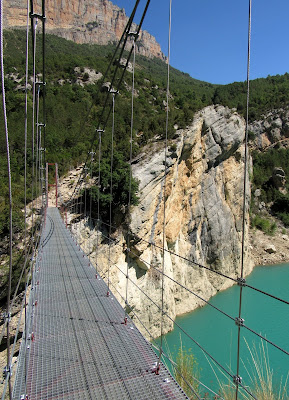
[13,208,188,400]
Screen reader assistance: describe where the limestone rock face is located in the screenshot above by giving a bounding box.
[80,105,253,339]
[4,0,165,61]
[249,107,289,149]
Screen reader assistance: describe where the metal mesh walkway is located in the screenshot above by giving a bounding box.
[13,207,189,400]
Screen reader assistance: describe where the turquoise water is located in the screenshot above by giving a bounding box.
[158,263,289,397]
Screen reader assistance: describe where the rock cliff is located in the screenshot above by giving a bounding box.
[4,0,165,60]
[71,105,253,338]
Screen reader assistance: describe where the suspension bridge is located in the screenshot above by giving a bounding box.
[12,207,188,400]
[1,0,289,399]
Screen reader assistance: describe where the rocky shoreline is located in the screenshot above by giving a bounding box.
[250,226,289,267]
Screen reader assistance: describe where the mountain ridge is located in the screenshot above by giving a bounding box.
[4,0,166,61]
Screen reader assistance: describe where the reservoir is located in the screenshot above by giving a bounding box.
[159,263,289,397]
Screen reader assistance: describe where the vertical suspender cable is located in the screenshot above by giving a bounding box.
[84,168,87,221]
[0,1,13,398]
[125,38,136,313]
[79,178,83,233]
[157,0,172,373]
[108,92,116,295]
[96,129,102,272]
[31,17,38,245]
[102,0,140,82]
[235,1,252,399]
[64,1,149,206]
[24,0,30,395]
[89,151,95,261]
[42,0,46,167]
[39,127,43,210]
[35,84,40,209]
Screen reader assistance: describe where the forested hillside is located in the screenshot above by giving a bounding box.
[2,29,289,303]
[1,30,216,235]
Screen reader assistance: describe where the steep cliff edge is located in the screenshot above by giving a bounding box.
[72,105,253,338]
[4,0,165,60]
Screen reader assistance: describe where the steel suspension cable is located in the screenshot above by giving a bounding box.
[102,0,140,82]
[24,0,30,395]
[108,92,116,295]
[89,151,95,260]
[158,0,172,374]
[104,273,217,400]
[102,234,236,321]
[31,16,38,247]
[125,37,136,316]
[65,0,151,207]
[93,217,289,305]
[235,1,252,398]
[98,223,289,369]
[96,129,102,272]
[41,0,46,167]
[100,256,256,398]
[0,1,13,397]
[35,84,41,209]
[98,230,289,361]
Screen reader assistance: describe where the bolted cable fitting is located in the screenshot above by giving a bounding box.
[237,277,246,287]
[2,365,11,380]
[235,317,244,327]
[4,312,11,323]
[151,363,160,375]
[109,89,119,95]
[30,12,46,20]
[127,30,138,38]
[89,151,96,161]
[233,375,242,385]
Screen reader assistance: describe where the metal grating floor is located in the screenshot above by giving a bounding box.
[13,207,189,400]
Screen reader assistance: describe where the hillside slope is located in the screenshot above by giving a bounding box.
[2,30,289,309]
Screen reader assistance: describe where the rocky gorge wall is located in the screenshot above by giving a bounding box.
[69,105,254,339]
[4,0,165,60]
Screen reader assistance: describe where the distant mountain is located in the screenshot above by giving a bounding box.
[4,0,165,60]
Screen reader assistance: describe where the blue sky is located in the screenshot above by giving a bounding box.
[113,0,289,84]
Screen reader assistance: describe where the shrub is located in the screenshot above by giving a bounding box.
[174,341,200,399]
[251,215,276,235]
